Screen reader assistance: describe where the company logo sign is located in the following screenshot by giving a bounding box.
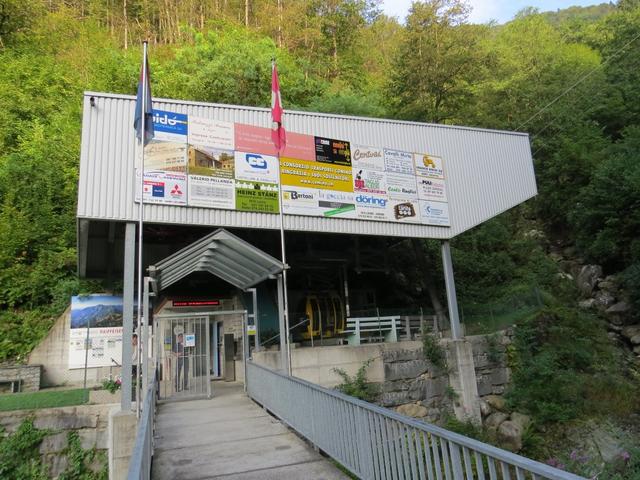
[355,194,387,208]
[283,190,315,201]
[394,202,416,219]
[422,155,436,168]
[245,153,268,169]
[152,110,188,137]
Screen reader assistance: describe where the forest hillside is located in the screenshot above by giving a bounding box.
[0,0,639,474]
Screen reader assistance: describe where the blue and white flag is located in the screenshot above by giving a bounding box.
[133,51,154,145]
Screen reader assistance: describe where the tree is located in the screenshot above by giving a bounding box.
[387,0,485,124]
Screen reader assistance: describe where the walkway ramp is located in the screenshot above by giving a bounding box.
[152,382,348,480]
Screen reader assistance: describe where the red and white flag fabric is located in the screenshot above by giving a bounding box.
[271,61,286,152]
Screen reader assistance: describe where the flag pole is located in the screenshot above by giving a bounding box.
[136,40,148,417]
[273,59,292,376]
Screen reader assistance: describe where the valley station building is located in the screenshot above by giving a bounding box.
[75,91,536,400]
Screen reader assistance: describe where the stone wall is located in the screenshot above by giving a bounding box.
[0,403,114,477]
[0,364,42,392]
[467,331,512,397]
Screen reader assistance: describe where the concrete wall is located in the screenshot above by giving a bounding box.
[0,364,42,392]
[27,307,120,388]
[0,403,114,477]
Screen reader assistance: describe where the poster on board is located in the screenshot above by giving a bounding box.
[353,168,387,195]
[419,200,450,226]
[352,145,385,171]
[68,295,124,369]
[416,177,448,202]
[314,137,352,166]
[414,153,445,179]
[143,141,188,173]
[354,193,390,222]
[187,147,234,178]
[152,109,188,142]
[188,116,234,150]
[318,190,356,218]
[384,149,415,175]
[235,180,279,213]
[386,172,418,200]
[281,187,320,216]
[280,157,352,192]
[188,176,235,209]
[136,170,188,205]
[386,199,421,224]
[234,151,279,184]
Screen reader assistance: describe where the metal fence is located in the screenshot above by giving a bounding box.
[127,379,157,480]
[246,361,585,480]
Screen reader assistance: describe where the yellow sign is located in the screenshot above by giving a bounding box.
[422,155,436,169]
[280,157,353,192]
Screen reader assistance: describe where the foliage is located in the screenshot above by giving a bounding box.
[506,307,639,424]
[333,359,379,402]
[0,418,49,479]
[101,377,122,394]
[58,431,107,480]
[422,333,446,370]
[0,388,89,412]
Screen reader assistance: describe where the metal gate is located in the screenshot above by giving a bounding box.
[156,315,211,401]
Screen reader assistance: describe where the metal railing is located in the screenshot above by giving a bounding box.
[246,361,585,480]
[127,378,157,480]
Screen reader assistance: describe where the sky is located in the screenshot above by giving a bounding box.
[381,0,608,24]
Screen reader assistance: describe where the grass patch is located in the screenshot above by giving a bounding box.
[0,388,89,412]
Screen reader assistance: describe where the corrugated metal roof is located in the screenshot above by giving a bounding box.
[150,229,284,291]
[78,91,536,239]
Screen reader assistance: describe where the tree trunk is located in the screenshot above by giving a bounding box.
[245,0,249,27]
[123,0,128,49]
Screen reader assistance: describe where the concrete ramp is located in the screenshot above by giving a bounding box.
[152,382,348,480]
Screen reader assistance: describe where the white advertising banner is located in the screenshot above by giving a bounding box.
[318,190,357,218]
[384,149,415,175]
[352,145,385,171]
[142,141,188,173]
[419,200,450,226]
[234,151,279,183]
[188,116,235,150]
[386,172,419,200]
[414,153,445,179]
[188,175,235,209]
[416,177,448,202]
[281,187,321,216]
[353,168,387,195]
[136,170,188,205]
[355,193,390,222]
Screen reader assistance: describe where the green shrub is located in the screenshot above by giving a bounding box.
[333,359,379,402]
[0,418,49,480]
[422,333,446,370]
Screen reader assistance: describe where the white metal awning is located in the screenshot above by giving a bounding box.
[149,229,284,291]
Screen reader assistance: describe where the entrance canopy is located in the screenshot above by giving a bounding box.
[149,228,284,291]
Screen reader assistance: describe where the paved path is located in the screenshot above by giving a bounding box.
[152,382,350,480]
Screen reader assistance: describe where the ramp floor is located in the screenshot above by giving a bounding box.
[152,382,350,480]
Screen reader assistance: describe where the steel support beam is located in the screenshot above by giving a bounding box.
[121,222,136,410]
[441,240,462,340]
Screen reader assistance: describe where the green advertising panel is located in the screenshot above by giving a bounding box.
[235,181,280,213]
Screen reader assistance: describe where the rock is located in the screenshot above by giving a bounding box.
[622,325,640,345]
[510,412,532,431]
[578,299,596,309]
[606,301,630,315]
[556,272,573,281]
[594,291,616,309]
[598,280,618,293]
[485,395,507,412]
[485,412,509,430]
[396,403,428,418]
[480,400,491,417]
[498,421,523,452]
[577,265,603,296]
[384,360,430,381]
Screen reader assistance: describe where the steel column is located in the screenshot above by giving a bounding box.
[441,240,462,340]
[276,275,289,374]
[121,222,136,410]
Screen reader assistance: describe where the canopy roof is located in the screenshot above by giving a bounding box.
[149,229,284,291]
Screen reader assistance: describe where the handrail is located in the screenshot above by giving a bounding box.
[246,361,585,480]
[127,378,157,480]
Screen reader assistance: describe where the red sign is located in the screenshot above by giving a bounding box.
[172,300,221,307]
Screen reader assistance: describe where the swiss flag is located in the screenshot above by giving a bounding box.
[271,61,286,153]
